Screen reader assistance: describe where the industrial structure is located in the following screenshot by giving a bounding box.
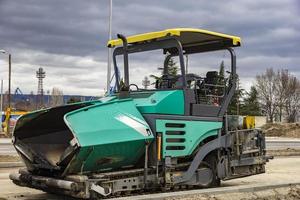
[36,67,46,109]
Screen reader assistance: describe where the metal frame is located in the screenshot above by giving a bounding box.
[112,37,187,91]
[112,34,237,117]
[218,48,237,116]
[173,134,232,183]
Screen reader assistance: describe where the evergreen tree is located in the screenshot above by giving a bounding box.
[241,86,261,116]
[218,60,225,85]
[217,60,243,115]
[150,57,179,83]
[67,97,81,104]
[167,58,178,76]
[227,75,244,115]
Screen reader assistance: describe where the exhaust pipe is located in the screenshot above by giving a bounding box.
[117,34,129,90]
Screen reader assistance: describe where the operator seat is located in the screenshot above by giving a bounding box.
[205,71,219,85]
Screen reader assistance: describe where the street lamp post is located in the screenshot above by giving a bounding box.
[0,50,12,135]
[106,0,113,93]
[0,79,3,132]
[8,53,11,109]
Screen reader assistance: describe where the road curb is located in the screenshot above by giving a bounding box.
[267,149,300,157]
[0,162,24,168]
[112,182,300,200]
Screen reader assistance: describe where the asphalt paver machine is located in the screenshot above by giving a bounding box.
[10,28,269,199]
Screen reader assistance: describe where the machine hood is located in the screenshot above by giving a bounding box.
[13,98,153,177]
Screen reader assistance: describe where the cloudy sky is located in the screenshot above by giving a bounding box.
[0,0,299,96]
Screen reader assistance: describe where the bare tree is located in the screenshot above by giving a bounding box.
[50,87,64,107]
[256,68,300,123]
[285,75,300,122]
[275,69,289,122]
[256,68,278,122]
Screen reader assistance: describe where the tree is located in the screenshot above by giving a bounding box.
[167,58,179,76]
[150,57,179,84]
[218,61,245,115]
[218,60,225,85]
[255,68,300,122]
[284,74,300,122]
[67,97,81,104]
[142,76,150,89]
[227,75,244,115]
[241,86,261,116]
[275,69,289,121]
[50,87,64,107]
[256,68,278,122]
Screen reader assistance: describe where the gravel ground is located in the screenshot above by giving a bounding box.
[267,149,300,156]
[0,155,19,162]
[165,185,300,200]
[262,123,300,138]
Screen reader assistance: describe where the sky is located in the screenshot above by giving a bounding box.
[0,0,299,96]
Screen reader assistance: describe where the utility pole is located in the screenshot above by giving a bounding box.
[185,55,188,74]
[0,80,3,132]
[8,54,11,110]
[237,77,240,115]
[47,90,50,107]
[106,0,113,93]
[0,50,11,135]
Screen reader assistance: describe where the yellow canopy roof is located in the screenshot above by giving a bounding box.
[107,28,241,48]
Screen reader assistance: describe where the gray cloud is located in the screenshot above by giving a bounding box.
[0,0,299,95]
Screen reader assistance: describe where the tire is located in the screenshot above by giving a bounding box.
[203,153,221,187]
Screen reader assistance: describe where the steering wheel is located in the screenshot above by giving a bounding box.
[129,84,139,91]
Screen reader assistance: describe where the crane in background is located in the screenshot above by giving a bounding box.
[1,87,28,136]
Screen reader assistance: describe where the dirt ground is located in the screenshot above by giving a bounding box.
[267,149,300,156]
[262,123,300,138]
[0,155,19,162]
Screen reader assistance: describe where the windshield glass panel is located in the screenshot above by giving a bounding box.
[111,49,231,92]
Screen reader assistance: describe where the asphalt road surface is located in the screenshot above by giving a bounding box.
[0,138,15,155]
[265,137,300,150]
[1,137,300,156]
[0,144,15,155]
[0,156,299,200]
